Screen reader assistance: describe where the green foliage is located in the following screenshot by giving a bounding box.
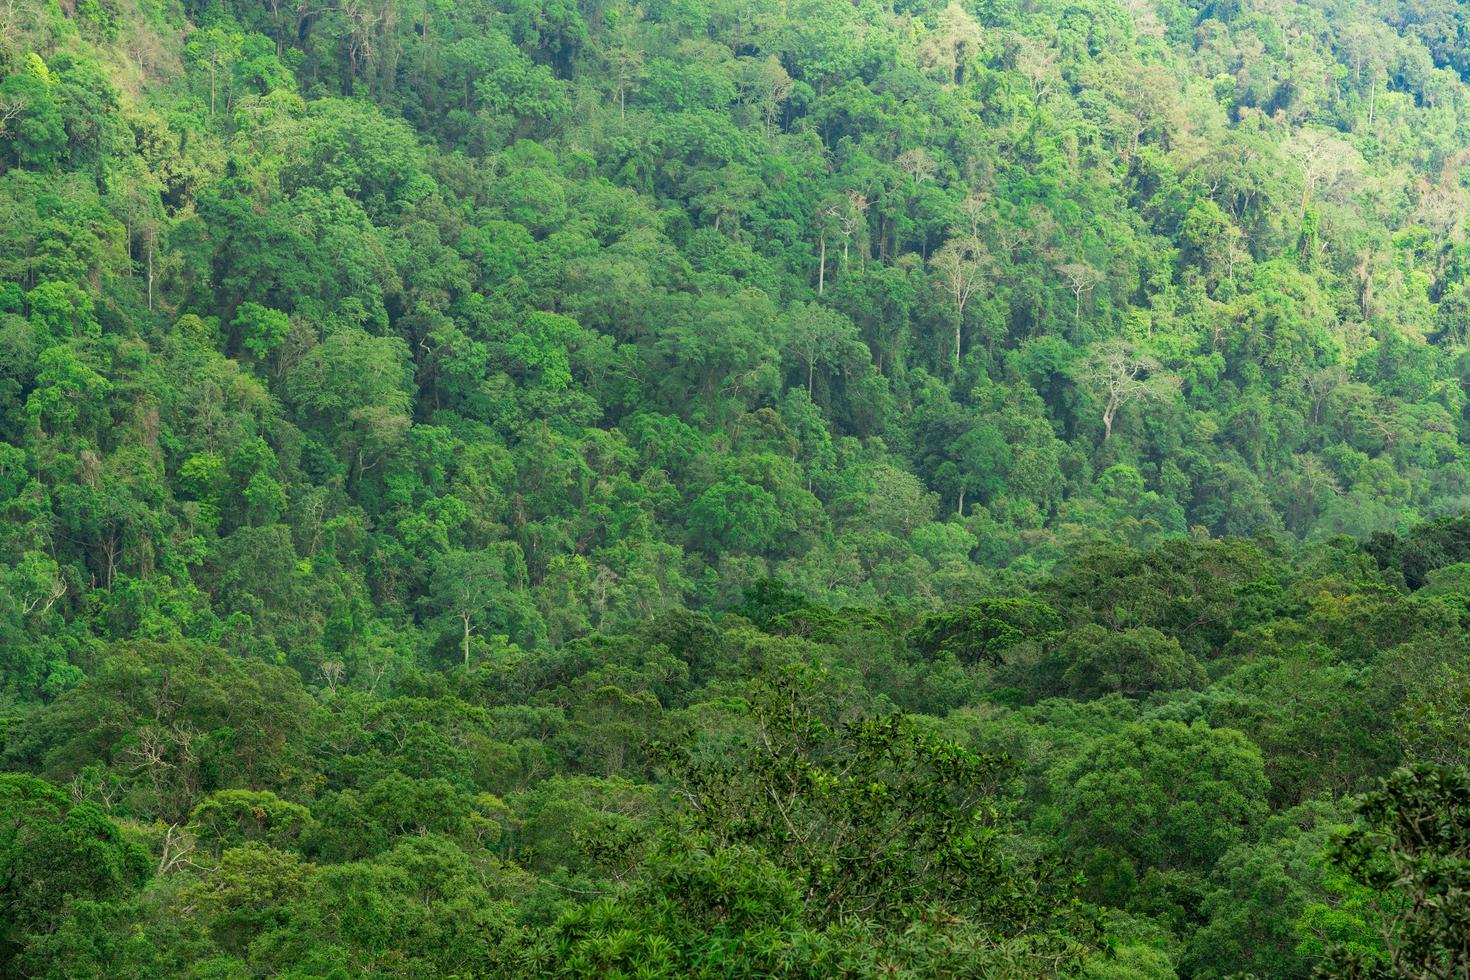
[0,774,150,969]
[1060,720,1270,879]
[662,663,1100,964]
[1318,765,1470,978]
[189,790,313,857]
[0,73,65,172]
[4,0,1470,971]
[230,302,289,363]
[1056,625,1207,700]
[910,598,1062,666]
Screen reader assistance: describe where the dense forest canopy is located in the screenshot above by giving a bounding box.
[4,0,1470,973]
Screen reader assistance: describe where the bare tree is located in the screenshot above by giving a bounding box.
[156,824,200,876]
[815,198,843,295]
[1285,129,1359,217]
[1120,0,1166,42]
[959,191,991,240]
[0,93,25,138]
[1293,452,1342,500]
[341,0,385,87]
[0,0,39,60]
[1302,365,1345,426]
[837,190,869,272]
[20,576,65,616]
[1013,36,1059,105]
[896,148,936,193]
[918,1,983,86]
[320,659,346,696]
[607,21,645,120]
[68,766,122,813]
[744,55,794,134]
[1057,261,1103,326]
[1076,339,1180,441]
[930,234,991,367]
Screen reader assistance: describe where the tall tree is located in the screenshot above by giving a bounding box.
[930,234,990,367]
[1075,339,1180,442]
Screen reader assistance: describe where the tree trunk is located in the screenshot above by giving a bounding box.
[817,235,826,295]
[461,613,471,668]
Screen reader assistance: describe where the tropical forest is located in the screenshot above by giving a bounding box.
[3,0,1470,974]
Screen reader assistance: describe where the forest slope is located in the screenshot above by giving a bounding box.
[4,0,1470,975]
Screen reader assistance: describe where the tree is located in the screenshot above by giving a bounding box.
[1056,624,1206,700]
[1059,720,1270,877]
[0,775,150,968]
[1180,198,1246,291]
[1398,668,1470,768]
[184,26,241,116]
[283,326,413,477]
[687,164,765,239]
[1187,800,1350,979]
[428,549,514,668]
[1074,339,1180,441]
[688,476,785,557]
[1320,765,1470,979]
[535,840,816,977]
[231,302,290,365]
[742,54,793,133]
[1056,262,1103,327]
[918,1,983,86]
[0,71,64,171]
[665,664,1097,955]
[5,642,319,822]
[1435,284,1470,346]
[24,345,111,438]
[243,838,522,976]
[189,790,313,858]
[939,433,1005,515]
[779,301,861,395]
[910,598,1062,666]
[177,842,313,956]
[930,234,990,367]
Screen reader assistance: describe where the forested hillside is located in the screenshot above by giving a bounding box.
[4,0,1470,974]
